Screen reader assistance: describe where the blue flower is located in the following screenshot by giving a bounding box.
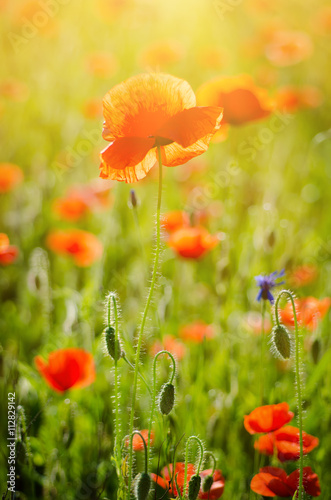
[255,270,285,304]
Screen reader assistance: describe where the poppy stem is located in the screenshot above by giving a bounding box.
[184,436,204,497]
[275,290,304,499]
[148,350,176,467]
[131,431,149,474]
[127,146,163,498]
[260,300,266,405]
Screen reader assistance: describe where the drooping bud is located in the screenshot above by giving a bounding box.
[271,324,291,359]
[202,474,214,493]
[134,472,151,500]
[129,189,138,208]
[158,383,175,415]
[311,339,320,364]
[104,326,123,360]
[188,474,201,500]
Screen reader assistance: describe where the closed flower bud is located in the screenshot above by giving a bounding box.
[188,474,201,500]
[272,324,291,359]
[104,326,123,361]
[134,472,151,500]
[130,189,138,208]
[311,338,320,364]
[202,474,214,492]
[158,383,175,415]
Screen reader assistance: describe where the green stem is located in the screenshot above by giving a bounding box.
[147,350,176,466]
[110,293,122,474]
[127,147,163,498]
[131,431,149,474]
[184,436,204,497]
[260,300,266,405]
[122,356,152,396]
[204,452,216,476]
[275,290,303,499]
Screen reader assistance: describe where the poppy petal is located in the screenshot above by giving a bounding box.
[156,106,223,148]
[250,473,277,497]
[102,73,196,140]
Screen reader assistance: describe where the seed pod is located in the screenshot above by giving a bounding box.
[272,324,291,359]
[134,472,151,500]
[104,326,122,361]
[188,474,201,500]
[158,383,175,415]
[202,474,214,493]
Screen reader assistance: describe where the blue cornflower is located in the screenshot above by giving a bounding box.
[255,270,285,304]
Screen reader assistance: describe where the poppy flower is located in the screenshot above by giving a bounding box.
[255,425,319,462]
[150,335,186,361]
[199,469,225,499]
[125,429,155,451]
[53,183,111,221]
[99,73,223,183]
[251,466,321,497]
[244,403,294,434]
[86,52,118,79]
[168,226,218,259]
[288,265,318,288]
[0,163,24,193]
[152,463,224,499]
[0,233,19,265]
[138,41,184,69]
[82,98,103,120]
[161,211,190,233]
[47,229,103,267]
[265,31,313,67]
[34,348,95,393]
[275,86,323,113]
[179,321,215,343]
[280,297,331,331]
[255,269,285,304]
[196,75,273,140]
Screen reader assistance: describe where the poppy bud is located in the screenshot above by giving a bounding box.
[272,324,291,359]
[158,383,175,415]
[202,474,214,492]
[104,326,123,361]
[134,472,151,500]
[188,474,201,500]
[130,189,138,208]
[311,338,320,364]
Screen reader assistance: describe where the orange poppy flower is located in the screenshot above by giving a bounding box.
[255,425,319,462]
[179,321,215,343]
[86,52,118,79]
[138,41,184,69]
[125,429,155,451]
[280,297,331,331]
[265,31,313,67]
[0,163,24,193]
[251,466,321,497]
[0,233,19,266]
[99,73,223,183]
[82,98,103,119]
[276,86,323,113]
[150,335,186,361]
[53,184,111,221]
[47,229,103,267]
[196,75,272,140]
[168,226,218,259]
[35,348,95,393]
[161,211,190,233]
[288,265,318,288]
[244,403,294,434]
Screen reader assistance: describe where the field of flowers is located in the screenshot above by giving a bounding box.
[1,0,331,498]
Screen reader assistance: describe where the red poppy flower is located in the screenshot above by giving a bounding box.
[99,73,223,183]
[255,425,319,462]
[168,226,218,259]
[152,464,225,499]
[199,469,225,499]
[150,335,186,361]
[125,429,155,451]
[280,297,331,331]
[161,211,190,233]
[288,265,318,288]
[179,321,215,343]
[53,183,111,222]
[0,233,19,265]
[34,348,95,393]
[265,31,313,67]
[251,466,321,497]
[0,163,24,193]
[47,229,103,267]
[196,75,273,140]
[244,403,294,434]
